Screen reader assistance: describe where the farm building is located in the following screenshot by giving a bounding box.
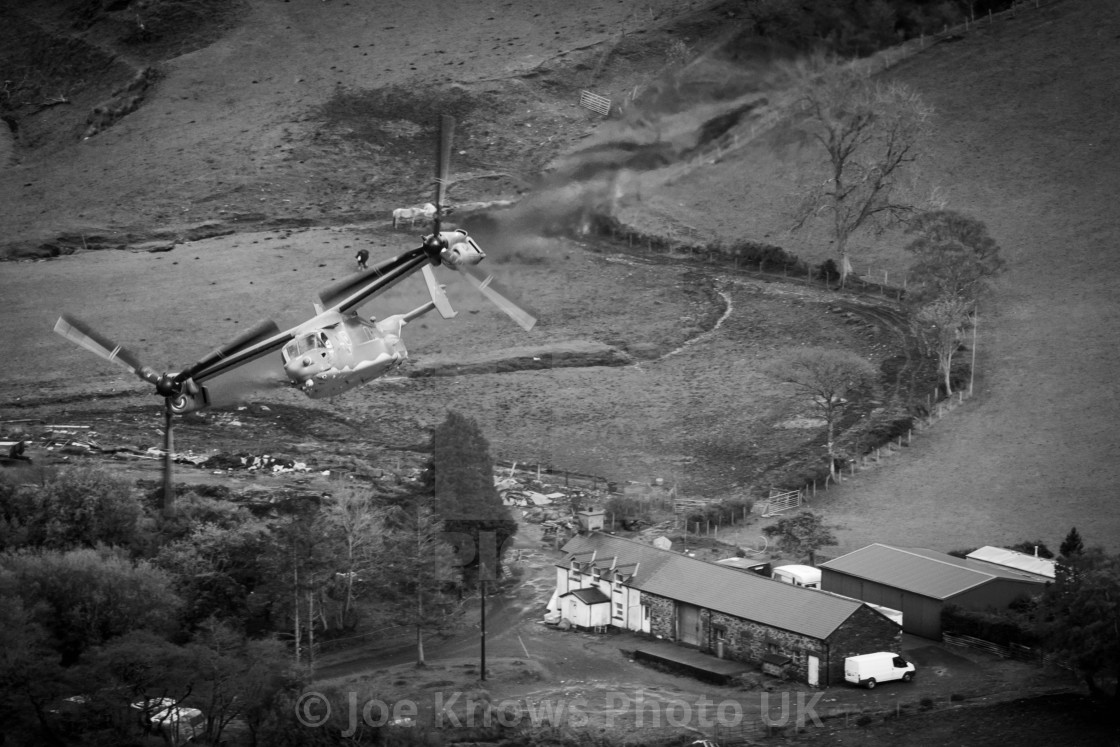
[554,533,901,686]
[965,546,1056,579]
[820,544,1051,639]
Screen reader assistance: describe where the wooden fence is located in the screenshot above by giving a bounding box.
[942,632,1071,670]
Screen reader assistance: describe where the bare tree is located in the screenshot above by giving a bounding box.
[788,55,933,287]
[383,504,462,667]
[766,347,879,476]
[317,486,387,629]
[916,296,973,396]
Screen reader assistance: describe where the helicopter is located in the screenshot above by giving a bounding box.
[53,116,535,510]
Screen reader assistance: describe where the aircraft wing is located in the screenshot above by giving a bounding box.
[187,323,292,383]
[316,245,431,316]
[192,344,293,410]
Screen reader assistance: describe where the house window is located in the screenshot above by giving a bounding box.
[712,624,728,642]
[767,642,782,655]
[614,601,624,618]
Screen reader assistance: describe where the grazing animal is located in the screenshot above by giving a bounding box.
[392,203,438,229]
[392,207,421,228]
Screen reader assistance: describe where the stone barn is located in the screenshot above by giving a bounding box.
[556,533,901,686]
[820,544,1051,639]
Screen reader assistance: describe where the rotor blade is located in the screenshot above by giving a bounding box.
[457,264,538,331]
[54,314,153,381]
[434,115,455,235]
[176,318,282,382]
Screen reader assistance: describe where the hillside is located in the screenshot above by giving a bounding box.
[2,0,1119,553]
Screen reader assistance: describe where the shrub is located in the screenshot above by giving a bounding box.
[818,259,841,282]
[856,715,873,727]
[718,240,809,274]
[941,604,1039,647]
[681,497,754,528]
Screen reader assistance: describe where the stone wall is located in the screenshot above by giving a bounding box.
[640,591,677,640]
[708,611,825,683]
[825,604,903,684]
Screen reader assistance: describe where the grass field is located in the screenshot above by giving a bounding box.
[1,0,1118,558]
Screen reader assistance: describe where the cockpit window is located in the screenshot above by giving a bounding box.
[284,333,325,360]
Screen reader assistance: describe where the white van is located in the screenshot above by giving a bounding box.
[844,652,916,689]
[771,564,821,588]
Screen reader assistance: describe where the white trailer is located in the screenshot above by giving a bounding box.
[771,564,821,588]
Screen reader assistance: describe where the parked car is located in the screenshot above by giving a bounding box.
[843,652,916,689]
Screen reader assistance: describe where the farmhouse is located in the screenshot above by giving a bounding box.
[820,544,1051,639]
[554,533,901,686]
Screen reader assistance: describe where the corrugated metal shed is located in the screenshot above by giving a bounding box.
[821,544,1049,600]
[560,533,864,640]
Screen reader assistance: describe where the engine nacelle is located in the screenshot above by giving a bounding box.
[167,378,205,414]
[431,230,485,268]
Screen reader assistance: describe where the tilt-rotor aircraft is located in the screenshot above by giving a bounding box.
[53,116,535,510]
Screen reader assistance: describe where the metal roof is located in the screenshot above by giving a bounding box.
[820,544,1047,600]
[966,546,1056,579]
[560,533,866,640]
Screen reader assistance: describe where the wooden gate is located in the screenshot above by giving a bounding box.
[763,488,802,516]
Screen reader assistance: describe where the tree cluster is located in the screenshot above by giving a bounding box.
[904,210,1005,394]
[0,411,516,744]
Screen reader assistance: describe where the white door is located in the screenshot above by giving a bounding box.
[567,598,580,626]
[807,655,820,687]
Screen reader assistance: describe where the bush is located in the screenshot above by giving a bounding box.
[817,259,841,282]
[941,604,1039,647]
[716,239,810,274]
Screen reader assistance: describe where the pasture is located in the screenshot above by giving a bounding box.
[1,0,1118,557]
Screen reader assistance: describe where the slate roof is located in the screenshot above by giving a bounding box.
[559,533,868,640]
[561,587,611,605]
[821,544,1050,600]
